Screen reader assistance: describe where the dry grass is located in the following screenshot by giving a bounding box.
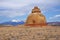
[0,25,60,40]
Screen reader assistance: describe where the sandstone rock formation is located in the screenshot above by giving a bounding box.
[25,6,47,26]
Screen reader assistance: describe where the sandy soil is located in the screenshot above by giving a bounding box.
[0,26,60,40]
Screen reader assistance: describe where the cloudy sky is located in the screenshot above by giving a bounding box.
[0,0,60,23]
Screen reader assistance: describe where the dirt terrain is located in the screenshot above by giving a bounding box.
[0,26,60,40]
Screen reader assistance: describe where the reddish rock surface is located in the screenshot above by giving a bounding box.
[25,6,47,26]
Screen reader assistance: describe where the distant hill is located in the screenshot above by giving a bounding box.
[0,21,60,26]
[0,21,25,26]
[47,22,60,26]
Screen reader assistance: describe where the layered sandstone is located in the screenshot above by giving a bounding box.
[25,6,47,26]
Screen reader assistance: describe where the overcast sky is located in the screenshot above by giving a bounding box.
[0,0,60,23]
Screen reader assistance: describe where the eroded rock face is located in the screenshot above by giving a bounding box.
[25,6,47,26]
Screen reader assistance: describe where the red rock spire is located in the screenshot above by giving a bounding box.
[25,6,47,27]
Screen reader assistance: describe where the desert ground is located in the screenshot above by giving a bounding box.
[0,25,60,40]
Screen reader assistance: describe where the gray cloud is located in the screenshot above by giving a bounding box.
[0,0,60,18]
